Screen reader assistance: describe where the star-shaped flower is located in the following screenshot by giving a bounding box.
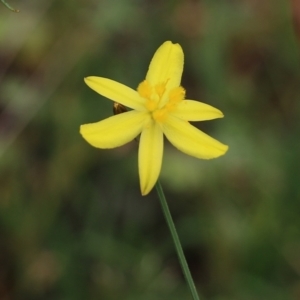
[80,41,228,195]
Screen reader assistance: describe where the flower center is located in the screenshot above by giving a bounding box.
[137,80,185,123]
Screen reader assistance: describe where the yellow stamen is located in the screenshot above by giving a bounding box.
[137,80,152,99]
[155,82,167,99]
[138,80,185,119]
[169,86,185,104]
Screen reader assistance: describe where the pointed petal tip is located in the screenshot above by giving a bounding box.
[207,106,224,119]
[84,77,94,87]
[84,76,97,84]
[208,108,224,119]
[216,112,225,120]
[197,142,229,160]
[223,144,229,154]
[79,124,85,135]
[140,183,154,196]
[207,142,229,159]
[212,144,229,159]
[141,189,149,196]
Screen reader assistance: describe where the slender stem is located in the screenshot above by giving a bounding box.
[155,180,200,300]
[1,0,19,12]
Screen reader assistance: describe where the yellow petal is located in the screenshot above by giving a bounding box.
[146,41,184,91]
[80,111,149,148]
[84,77,145,111]
[138,121,163,195]
[162,115,228,159]
[171,100,224,121]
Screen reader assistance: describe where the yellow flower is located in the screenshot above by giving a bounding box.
[80,41,228,195]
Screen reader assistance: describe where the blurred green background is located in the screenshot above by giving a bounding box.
[1,0,300,299]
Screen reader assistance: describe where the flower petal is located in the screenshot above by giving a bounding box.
[138,121,163,195]
[146,41,184,90]
[171,100,224,121]
[80,110,149,148]
[162,115,228,159]
[84,77,145,111]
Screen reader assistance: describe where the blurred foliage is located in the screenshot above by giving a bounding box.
[1,0,300,299]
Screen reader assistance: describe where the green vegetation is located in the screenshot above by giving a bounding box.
[0,0,299,299]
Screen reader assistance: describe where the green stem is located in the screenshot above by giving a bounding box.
[155,180,200,300]
[1,0,19,12]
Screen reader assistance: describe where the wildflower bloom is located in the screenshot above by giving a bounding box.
[80,41,228,195]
